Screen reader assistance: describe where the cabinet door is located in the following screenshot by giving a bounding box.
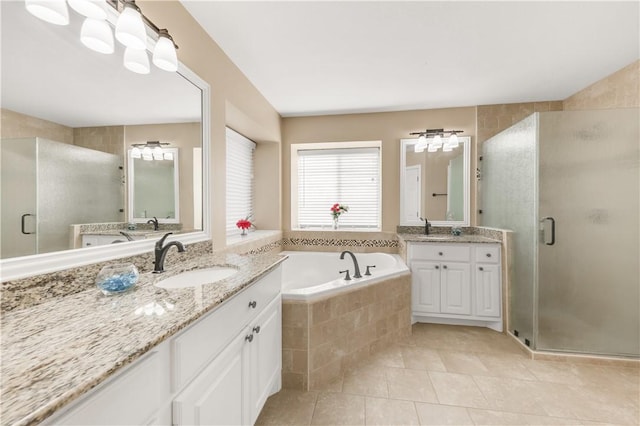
[249,296,282,424]
[475,264,501,317]
[440,263,471,315]
[411,261,441,313]
[173,330,250,426]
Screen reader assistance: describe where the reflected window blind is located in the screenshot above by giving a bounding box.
[226,128,256,236]
[297,147,380,229]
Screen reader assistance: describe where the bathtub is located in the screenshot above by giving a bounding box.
[281,251,409,301]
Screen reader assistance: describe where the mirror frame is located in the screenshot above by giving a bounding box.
[399,136,470,227]
[0,64,211,281]
[128,147,180,223]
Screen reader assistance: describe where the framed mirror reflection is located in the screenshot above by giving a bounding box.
[399,137,471,227]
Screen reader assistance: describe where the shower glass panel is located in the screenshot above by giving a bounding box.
[537,109,639,356]
[481,115,539,346]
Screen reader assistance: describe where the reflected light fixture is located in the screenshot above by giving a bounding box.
[115,0,146,50]
[409,128,464,153]
[68,0,107,19]
[131,141,171,161]
[124,47,150,74]
[153,29,178,72]
[25,0,69,25]
[80,18,114,54]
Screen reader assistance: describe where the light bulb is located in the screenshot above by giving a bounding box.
[124,47,150,74]
[142,146,152,156]
[153,146,163,157]
[427,144,438,153]
[414,144,425,153]
[115,1,147,50]
[431,134,442,147]
[443,143,453,152]
[448,133,459,148]
[68,0,107,19]
[80,18,114,54]
[25,0,69,25]
[142,154,153,161]
[131,147,141,158]
[152,30,178,72]
[163,152,174,161]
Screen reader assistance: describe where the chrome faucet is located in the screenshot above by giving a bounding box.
[420,217,431,235]
[119,231,134,241]
[340,250,362,279]
[147,216,159,231]
[153,232,185,273]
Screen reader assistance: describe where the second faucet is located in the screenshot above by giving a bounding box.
[339,250,362,279]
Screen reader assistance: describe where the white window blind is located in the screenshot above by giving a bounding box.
[297,147,380,229]
[226,128,256,236]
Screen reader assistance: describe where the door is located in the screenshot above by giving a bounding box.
[474,264,501,317]
[537,109,640,356]
[0,138,37,258]
[440,262,471,315]
[403,165,421,224]
[249,296,281,424]
[173,330,250,425]
[411,261,441,313]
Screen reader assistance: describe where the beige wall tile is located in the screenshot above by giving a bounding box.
[564,61,639,111]
[282,302,308,328]
[282,372,306,390]
[282,326,308,351]
[292,349,308,374]
[282,349,293,373]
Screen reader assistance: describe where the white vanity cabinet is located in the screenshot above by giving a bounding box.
[47,266,282,426]
[408,243,502,331]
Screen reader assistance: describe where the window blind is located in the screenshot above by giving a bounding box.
[226,128,256,236]
[297,147,380,229]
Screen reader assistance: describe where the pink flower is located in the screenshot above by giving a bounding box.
[236,219,252,230]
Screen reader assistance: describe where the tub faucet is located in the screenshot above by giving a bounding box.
[420,217,431,235]
[153,232,185,273]
[339,250,362,279]
[147,216,159,231]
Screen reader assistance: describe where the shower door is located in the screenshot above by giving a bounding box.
[537,109,640,356]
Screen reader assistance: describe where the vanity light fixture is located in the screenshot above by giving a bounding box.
[410,129,464,153]
[24,0,179,74]
[131,141,171,161]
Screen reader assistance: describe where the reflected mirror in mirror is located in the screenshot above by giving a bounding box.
[129,148,180,222]
[400,137,470,226]
[0,1,204,260]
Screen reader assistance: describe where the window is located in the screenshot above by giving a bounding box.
[292,141,381,230]
[226,128,255,236]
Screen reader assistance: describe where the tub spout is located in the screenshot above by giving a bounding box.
[339,250,362,279]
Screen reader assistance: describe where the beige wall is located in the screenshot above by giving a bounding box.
[1,108,74,144]
[281,107,476,231]
[74,126,124,156]
[139,1,282,248]
[563,60,639,110]
[125,122,201,231]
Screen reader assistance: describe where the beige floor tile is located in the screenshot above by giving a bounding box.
[440,351,492,375]
[475,353,538,381]
[400,345,447,372]
[564,383,640,425]
[311,392,365,425]
[414,402,473,425]
[429,371,490,409]
[385,367,439,403]
[342,368,389,398]
[473,375,551,416]
[367,346,405,369]
[523,360,585,386]
[365,396,420,425]
[256,389,318,426]
[467,408,582,425]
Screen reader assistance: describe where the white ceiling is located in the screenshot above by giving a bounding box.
[1,1,201,128]
[181,1,639,117]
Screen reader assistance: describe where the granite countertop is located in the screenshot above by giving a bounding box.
[0,252,287,426]
[397,233,501,244]
[80,230,174,237]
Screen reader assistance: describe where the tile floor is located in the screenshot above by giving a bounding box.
[256,324,639,425]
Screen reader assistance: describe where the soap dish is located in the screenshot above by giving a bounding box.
[96,263,139,295]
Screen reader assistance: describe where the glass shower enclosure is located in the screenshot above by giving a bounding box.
[481,109,639,357]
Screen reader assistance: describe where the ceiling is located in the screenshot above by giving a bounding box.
[1,1,201,128]
[181,1,639,117]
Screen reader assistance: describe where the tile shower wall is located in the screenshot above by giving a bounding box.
[282,274,412,391]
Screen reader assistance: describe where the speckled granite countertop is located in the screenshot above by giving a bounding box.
[80,229,169,237]
[397,233,501,244]
[0,252,286,426]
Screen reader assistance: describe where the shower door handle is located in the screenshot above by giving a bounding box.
[542,217,555,246]
[21,214,36,235]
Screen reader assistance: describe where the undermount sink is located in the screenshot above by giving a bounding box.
[155,267,238,289]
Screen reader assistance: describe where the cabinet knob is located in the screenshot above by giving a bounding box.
[245,334,253,342]
[248,301,257,309]
[479,266,484,271]
[435,265,440,269]
[442,265,448,269]
[253,325,261,334]
[438,252,443,256]
[486,253,492,258]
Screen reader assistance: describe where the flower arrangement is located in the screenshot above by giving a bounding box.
[330,203,348,229]
[236,215,253,236]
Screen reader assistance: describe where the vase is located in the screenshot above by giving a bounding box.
[333,216,339,230]
[241,228,247,236]
[96,263,139,295]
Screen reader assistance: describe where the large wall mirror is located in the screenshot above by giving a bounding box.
[399,137,470,227]
[0,2,210,280]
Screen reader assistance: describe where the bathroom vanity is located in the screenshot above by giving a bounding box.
[402,235,503,332]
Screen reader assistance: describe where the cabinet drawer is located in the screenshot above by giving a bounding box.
[474,245,500,264]
[409,244,471,262]
[172,266,281,391]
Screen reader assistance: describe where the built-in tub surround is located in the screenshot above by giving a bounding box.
[0,250,286,426]
[283,230,399,253]
[280,251,411,390]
